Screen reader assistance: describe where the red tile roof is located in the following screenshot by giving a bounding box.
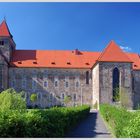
[0,20,12,37]
[97,40,132,63]
[10,41,140,70]
[126,53,140,70]
[10,50,101,69]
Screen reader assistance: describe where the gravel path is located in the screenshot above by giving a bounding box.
[66,109,112,138]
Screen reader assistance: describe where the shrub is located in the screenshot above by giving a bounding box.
[30,93,37,103]
[123,111,140,138]
[0,105,90,137]
[0,88,26,111]
[64,95,72,106]
[100,104,132,137]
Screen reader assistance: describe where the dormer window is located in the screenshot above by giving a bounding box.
[18,61,22,64]
[51,62,55,65]
[33,61,37,64]
[67,62,71,65]
[85,62,90,65]
[0,41,4,45]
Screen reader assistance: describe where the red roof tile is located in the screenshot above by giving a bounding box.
[10,49,140,70]
[97,40,132,63]
[0,20,12,37]
[126,53,140,70]
[10,50,101,68]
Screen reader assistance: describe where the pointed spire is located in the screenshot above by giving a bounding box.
[97,40,132,62]
[0,20,13,38]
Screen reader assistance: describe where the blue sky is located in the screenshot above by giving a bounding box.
[0,2,140,53]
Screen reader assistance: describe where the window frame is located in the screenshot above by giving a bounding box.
[65,81,69,88]
[86,71,89,84]
[73,93,76,101]
[75,80,80,88]
[43,81,48,88]
[0,41,4,46]
[61,93,65,100]
[32,79,37,90]
[55,80,58,87]
[22,78,26,89]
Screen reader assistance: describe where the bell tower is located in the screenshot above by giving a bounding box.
[0,20,16,91]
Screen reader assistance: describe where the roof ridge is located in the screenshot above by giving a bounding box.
[0,20,12,37]
[97,40,132,62]
[119,48,133,62]
[15,49,101,53]
[97,40,113,61]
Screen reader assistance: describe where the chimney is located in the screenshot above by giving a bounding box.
[75,49,79,55]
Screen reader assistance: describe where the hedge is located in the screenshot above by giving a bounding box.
[123,111,140,138]
[0,105,90,137]
[100,104,133,138]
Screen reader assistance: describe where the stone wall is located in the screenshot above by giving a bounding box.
[0,37,14,92]
[8,68,92,108]
[0,37,14,62]
[132,70,140,109]
[99,62,133,109]
[0,55,9,91]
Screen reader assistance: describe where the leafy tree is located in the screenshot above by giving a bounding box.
[64,95,72,106]
[30,93,37,103]
[30,93,38,108]
[0,88,26,111]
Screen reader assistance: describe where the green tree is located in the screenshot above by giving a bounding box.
[30,93,37,102]
[30,93,38,108]
[64,95,72,106]
[0,88,26,111]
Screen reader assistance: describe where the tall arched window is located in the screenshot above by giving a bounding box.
[132,76,135,92]
[86,71,89,84]
[112,67,120,102]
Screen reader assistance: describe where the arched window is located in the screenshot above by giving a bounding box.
[132,76,135,91]
[65,81,69,88]
[22,79,26,89]
[112,67,120,102]
[32,80,36,90]
[54,80,58,87]
[86,71,89,84]
[44,81,48,87]
[61,93,65,100]
[76,81,79,87]
[0,41,4,45]
[73,94,76,101]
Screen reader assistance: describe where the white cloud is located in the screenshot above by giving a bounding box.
[120,45,132,52]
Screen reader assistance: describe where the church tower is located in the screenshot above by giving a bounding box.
[0,20,16,91]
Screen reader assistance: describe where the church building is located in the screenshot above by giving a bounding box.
[0,20,140,109]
